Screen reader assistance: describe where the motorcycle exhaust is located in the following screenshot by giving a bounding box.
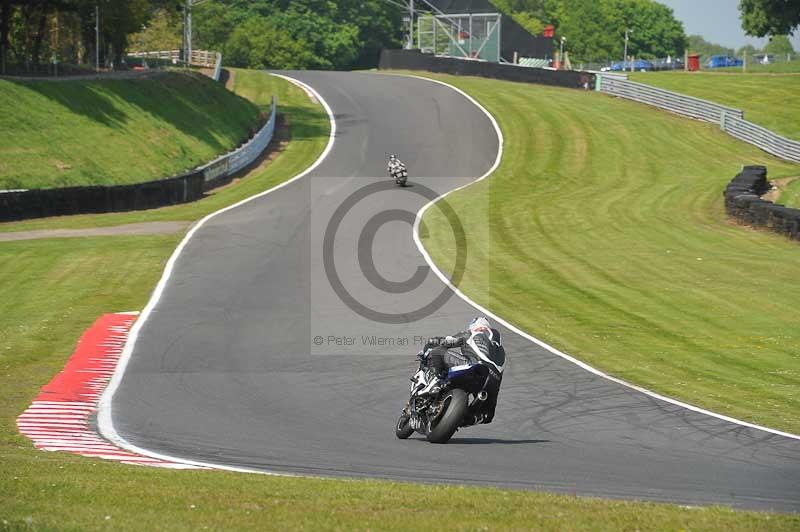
[477,391,488,402]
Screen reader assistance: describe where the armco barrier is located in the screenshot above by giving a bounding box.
[723,114,800,163]
[597,74,800,163]
[379,49,594,90]
[597,75,742,123]
[0,97,277,222]
[198,96,277,191]
[723,165,800,241]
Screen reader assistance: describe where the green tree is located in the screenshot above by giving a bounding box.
[491,0,554,35]
[736,43,759,56]
[549,0,616,60]
[193,0,402,69]
[762,34,795,56]
[128,8,181,52]
[686,34,735,60]
[504,0,685,61]
[224,16,312,69]
[193,1,260,52]
[740,0,800,38]
[609,0,686,58]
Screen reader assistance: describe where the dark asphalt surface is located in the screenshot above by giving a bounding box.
[111,71,800,511]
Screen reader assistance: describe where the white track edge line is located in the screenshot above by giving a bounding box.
[95,73,340,472]
[403,73,800,442]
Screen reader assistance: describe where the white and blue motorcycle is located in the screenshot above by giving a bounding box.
[395,350,498,444]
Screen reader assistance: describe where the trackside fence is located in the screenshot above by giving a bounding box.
[128,50,223,81]
[199,96,277,190]
[128,49,219,68]
[596,74,800,163]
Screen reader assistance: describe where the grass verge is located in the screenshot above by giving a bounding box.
[3,463,798,530]
[0,70,797,529]
[0,72,259,189]
[713,61,800,74]
[629,71,800,141]
[777,178,800,208]
[418,73,800,434]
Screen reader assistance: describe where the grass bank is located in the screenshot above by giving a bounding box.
[0,70,329,233]
[0,71,258,190]
[630,71,800,141]
[419,73,800,434]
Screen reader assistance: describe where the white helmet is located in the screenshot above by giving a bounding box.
[468,316,491,335]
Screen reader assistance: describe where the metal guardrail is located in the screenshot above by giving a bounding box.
[723,114,800,163]
[596,74,800,163]
[129,49,223,82]
[128,49,219,68]
[597,75,742,122]
[198,96,277,185]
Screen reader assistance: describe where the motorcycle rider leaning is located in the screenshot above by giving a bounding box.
[419,317,505,425]
[387,154,406,180]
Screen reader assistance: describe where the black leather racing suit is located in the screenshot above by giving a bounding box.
[424,329,505,424]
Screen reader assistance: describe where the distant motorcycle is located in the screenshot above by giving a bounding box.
[395,350,495,443]
[387,154,408,187]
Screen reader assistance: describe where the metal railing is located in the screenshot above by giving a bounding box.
[723,114,800,163]
[597,75,742,123]
[596,74,800,163]
[128,49,219,68]
[198,96,277,186]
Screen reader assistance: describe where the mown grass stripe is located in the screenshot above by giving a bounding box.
[419,73,800,435]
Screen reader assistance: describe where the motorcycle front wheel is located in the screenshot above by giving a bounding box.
[395,413,414,439]
[426,389,468,444]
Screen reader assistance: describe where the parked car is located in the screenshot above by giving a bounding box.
[706,55,743,68]
[753,53,774,65]
[652,57,684,71]
[602,59,654,72]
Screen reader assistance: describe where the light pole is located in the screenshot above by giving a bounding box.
[623,28,631,71]
[560,36,566,69]
[183,0,193,65]
[95,2,100,72]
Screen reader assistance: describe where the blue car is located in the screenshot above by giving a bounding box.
[604,59,654,72]
[707,55,743,68]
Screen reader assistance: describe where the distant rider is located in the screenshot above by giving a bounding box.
[418,317,505,425]
[387,154,407,182]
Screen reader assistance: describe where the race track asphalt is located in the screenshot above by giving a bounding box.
[108,71,800,511]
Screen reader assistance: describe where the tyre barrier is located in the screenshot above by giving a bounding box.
[379,49,594,90]
[0,171,205,222]
[724,166,800,241]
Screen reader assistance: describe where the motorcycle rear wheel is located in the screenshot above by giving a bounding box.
[426,389,468,444]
